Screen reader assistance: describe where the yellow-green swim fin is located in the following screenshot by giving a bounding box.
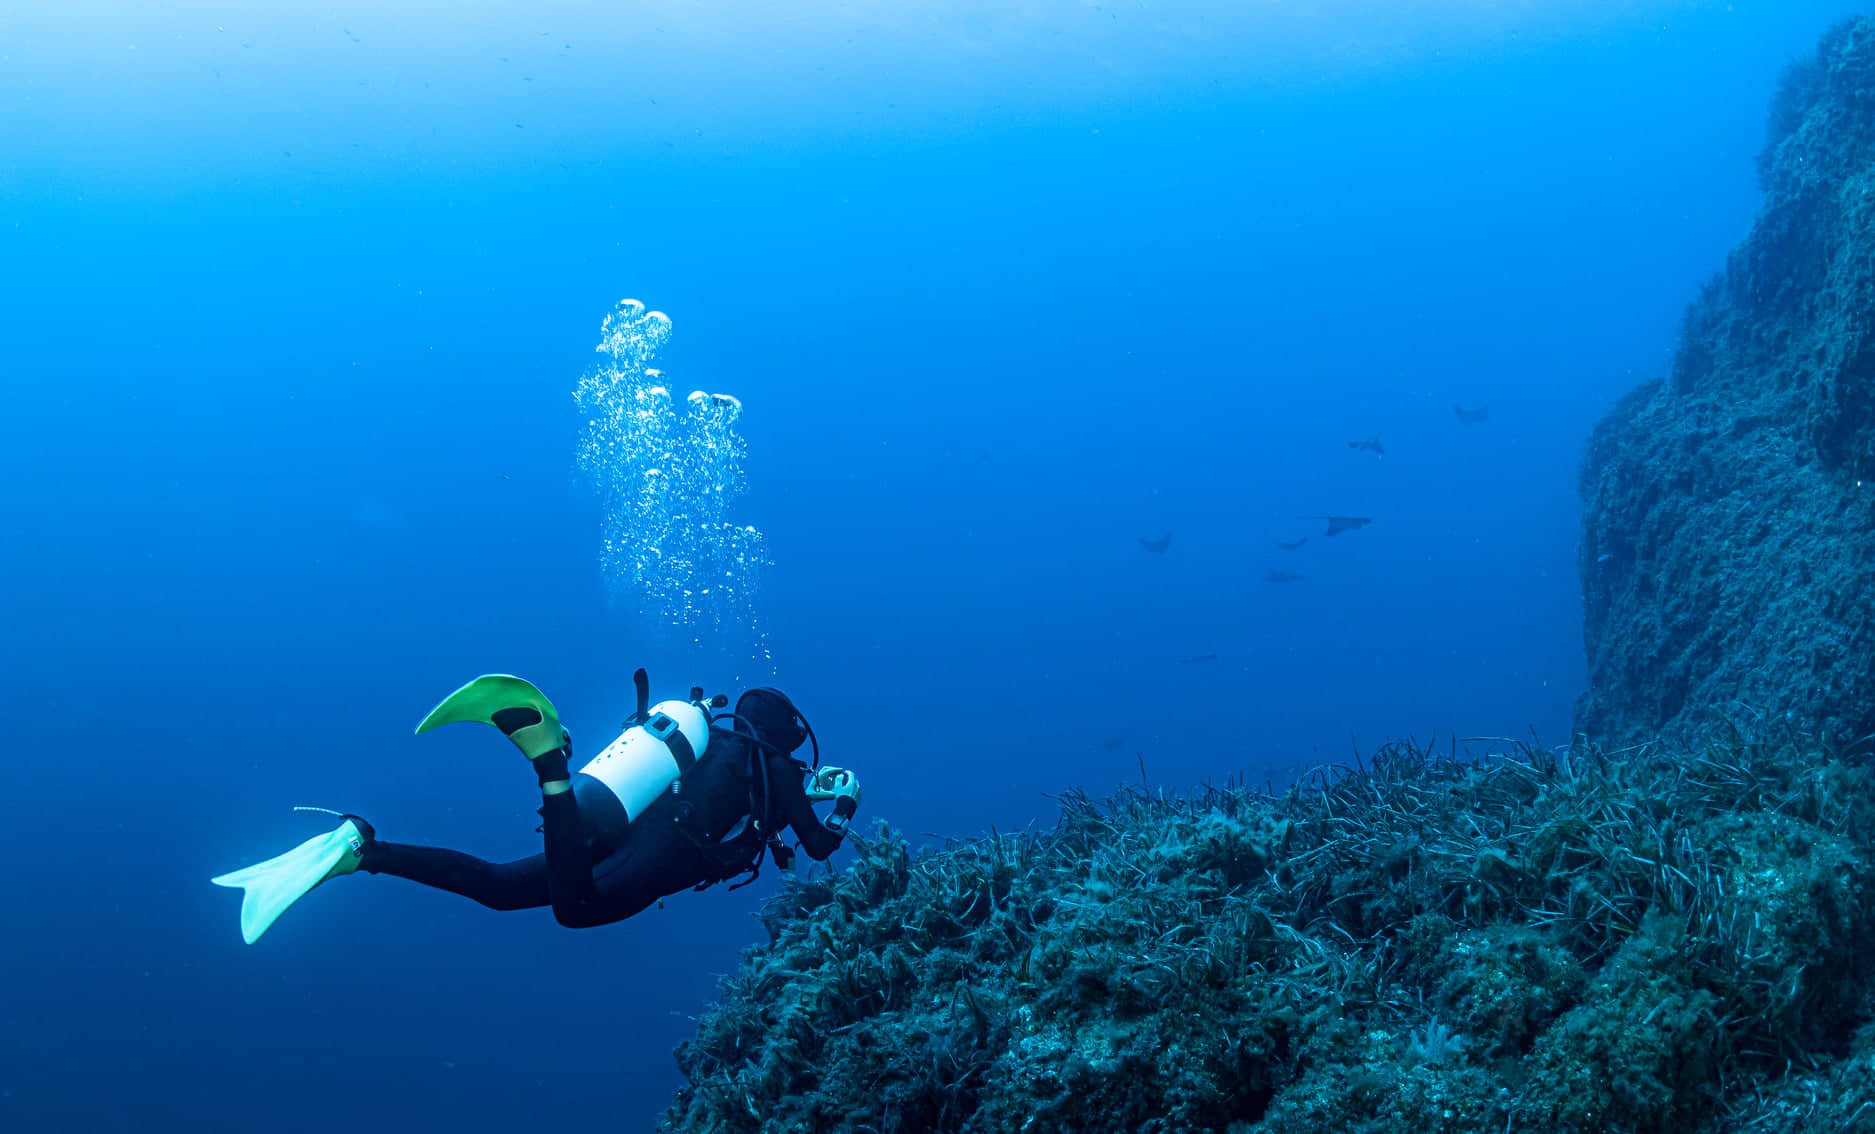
[414,673,565,758]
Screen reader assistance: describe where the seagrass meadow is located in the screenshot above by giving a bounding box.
[660,733,1875,1133]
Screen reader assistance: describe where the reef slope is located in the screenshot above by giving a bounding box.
[662,738,1875,1134]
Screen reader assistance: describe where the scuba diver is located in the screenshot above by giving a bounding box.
[212,670,862,943]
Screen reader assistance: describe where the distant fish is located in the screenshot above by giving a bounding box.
[1138,533,1173,553]
[1277,537,1308,551]
[1347,436,1385,456]
[1319,516,1371,536]
[1264,570,1303,584]
[1178,653,1218,665]
[1596,552,1614,565]
[1454,404,1491,425]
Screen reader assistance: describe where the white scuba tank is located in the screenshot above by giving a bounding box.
[575,699,710,820]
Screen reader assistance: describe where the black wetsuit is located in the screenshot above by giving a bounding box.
[360,726,844,927]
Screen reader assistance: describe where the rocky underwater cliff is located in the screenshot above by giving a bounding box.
[658,19,1875,1134]
[1578,17,1875,750]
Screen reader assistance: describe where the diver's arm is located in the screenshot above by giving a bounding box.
[771,755,847,861]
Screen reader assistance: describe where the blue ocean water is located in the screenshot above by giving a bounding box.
[2,2,1863,1130]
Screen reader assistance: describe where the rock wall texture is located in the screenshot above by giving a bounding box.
[1577,17,1875,748]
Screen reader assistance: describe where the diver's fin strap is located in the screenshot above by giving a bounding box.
[414,674,565,759]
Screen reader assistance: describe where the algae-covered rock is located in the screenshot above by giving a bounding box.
[1577,16,1875,748]
[659,738,1875,1133]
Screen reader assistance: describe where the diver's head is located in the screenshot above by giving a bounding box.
[735,687,809,755]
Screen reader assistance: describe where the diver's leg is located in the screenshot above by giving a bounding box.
[357,749,617,915]
[360,843,551,911]
[535,763,684,926]
[524,738,594,899]
[537,771,629,893]
[539,788,596,904]
[359,737,625,918]
[547,803,710,928]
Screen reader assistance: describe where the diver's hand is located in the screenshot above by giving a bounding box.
[808,767,861,835]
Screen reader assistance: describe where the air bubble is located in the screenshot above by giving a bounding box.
[573,300,769,650]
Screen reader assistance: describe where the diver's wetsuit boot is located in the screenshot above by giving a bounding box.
[530,739,572,787]
[344,813,381,868]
